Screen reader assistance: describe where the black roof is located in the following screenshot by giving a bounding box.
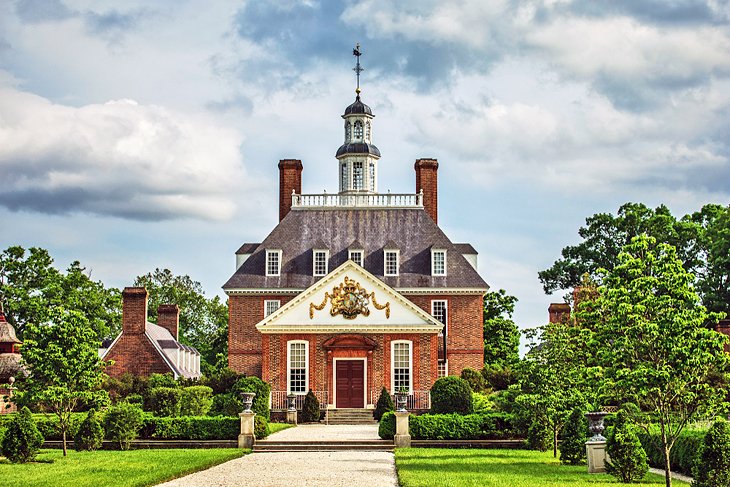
[344,95,373,116]
[336,143,381,158]
[224,208,489,290]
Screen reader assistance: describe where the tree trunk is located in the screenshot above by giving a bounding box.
[62,429,67,457]
[663,445,671,487]
[553,425,558,458]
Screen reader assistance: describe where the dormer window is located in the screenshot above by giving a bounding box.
[384,249,399,276]
[349,250,363,266]
[313,250,329,276]
[266,250,282,276]
[432,249,447,276]
[354,120,363,139]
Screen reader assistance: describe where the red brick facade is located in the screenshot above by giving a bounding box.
[278,159,303,221]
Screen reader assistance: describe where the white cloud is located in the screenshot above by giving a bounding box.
[0,87,254,220]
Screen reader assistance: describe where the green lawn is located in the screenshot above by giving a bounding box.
[0,448,246,487]
[395,448,689,487]
[268,422,294,435]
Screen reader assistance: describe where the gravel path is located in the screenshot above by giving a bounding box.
[157,424,397,487]
[649,467,693,484]
[156,451,398,487]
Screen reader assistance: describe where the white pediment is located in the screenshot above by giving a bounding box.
[256,261,444,334]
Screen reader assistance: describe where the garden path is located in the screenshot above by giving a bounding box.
[156,424,398,487]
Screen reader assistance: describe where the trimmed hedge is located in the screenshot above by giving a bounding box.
[378,412,517,440]
[149,387,182,417]
[179,386,213,416]
[144,416,239,440]
[637,427,706,475]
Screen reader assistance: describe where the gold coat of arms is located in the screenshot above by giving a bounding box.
[310,276,390,320]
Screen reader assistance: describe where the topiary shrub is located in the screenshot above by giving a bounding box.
[527,421,551,451]
[126,394,144,408]
[74,408,104,451]
[374,387,394,421]
[605,409,649,482]
[559,407,587,465]
[208,393,242,417]
[254,416,270,439]
[0,407,43,463]
[430,376,473,415]
[104,402,144,450]
[300,390,320,423]
[379,411,396,440]
[179,386,213,416]
[460,368,488,393]
[149,387,182,417]
[692,419,730,486]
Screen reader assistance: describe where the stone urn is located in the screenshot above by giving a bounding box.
[287,393,297,411]
[240,392,256,413]
[395,391,408,412]
[585,411,608,441]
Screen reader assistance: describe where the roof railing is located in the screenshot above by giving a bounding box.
[292,190,424,209]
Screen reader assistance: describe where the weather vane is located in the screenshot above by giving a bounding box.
[353,43,363,96]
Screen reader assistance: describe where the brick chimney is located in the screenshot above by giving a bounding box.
[415,158,438,224]
[157,304,180,341]
[548,303,571,324]
[279,159,303,221]
[122,287,148,335]
[716,318,730,353]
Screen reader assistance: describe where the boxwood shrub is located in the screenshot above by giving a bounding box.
[179,386,213,416]
[379,411,395,440]
[637,427,706,475]
[149,387,182,417]
[378,411,516,440]
[430,376,473,415]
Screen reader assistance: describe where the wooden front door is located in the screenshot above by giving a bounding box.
[335,360,364,408]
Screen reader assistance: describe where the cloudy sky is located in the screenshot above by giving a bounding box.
[1,0,729,336]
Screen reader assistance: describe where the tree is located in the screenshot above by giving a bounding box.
[0,406,43,463]
[584,235,728,487]
[0,246,121,340]
[605,408,649,482]
[17,307,109,456]
[692,418,730,487]
[559,406,588,465]
[482,289,520,366]
[134,268,228,370]
[538,203,730,318]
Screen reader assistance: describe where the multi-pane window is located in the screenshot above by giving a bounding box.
[432,249,446,276]
[264,300,280,317]
[369,162,375,190]
[341,163,348,190]
[365,121,371,141]
[384,250,399,276]
[353,162,363,190]
[288,341,308,394]
[349,250,363,267]
[354,120,363,139]
[392,341,411,392]
[432,300,448,336]
[345,121,351,141]
[266,250,281,276]
[313,250,328,276]
[438,360,448,378]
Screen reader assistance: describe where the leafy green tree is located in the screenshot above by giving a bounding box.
[17,307,109,456]
[539,203,730,318]
[483,289,520,366]
[605,408,649,483]
[134,268,228,370]
[584,235,728,487]
[0,246,121,340]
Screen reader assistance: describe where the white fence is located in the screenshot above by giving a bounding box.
[370,390,431,410]
[292,192,423,209]
[271,391,329,411]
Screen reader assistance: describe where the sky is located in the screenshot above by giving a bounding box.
[1,0,729,338]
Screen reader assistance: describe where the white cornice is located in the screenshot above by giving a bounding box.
[225,287,488,296]
[225,289,304,296]
[258,324,442,334]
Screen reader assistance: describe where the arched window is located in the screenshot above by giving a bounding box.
[345,121,351,141]
[354,120,363,139]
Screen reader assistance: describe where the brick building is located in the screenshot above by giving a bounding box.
[0,312,25,414]
[224,52,489,411]
[102,287,201,379]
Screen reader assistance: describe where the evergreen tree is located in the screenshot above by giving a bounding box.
[605,409,649,483]
[0,406,43,463]
[373,387,394,421]
[300,390,320,423]
[74,408,104,451]
[692,419,730,487]
[559,407,587,465]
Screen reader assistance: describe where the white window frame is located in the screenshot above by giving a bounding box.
[431,249,447,276]
[264,299,280,317]
[287,340,309,395]
[354,120,363,139]
[432,299,448,336]
[391,340,413,393]
[313,249,329,276]
[353,161,364,190]
[349,249,363,267]
[266,250,282,276]
[438,359,449,378]
[384,249,399,276]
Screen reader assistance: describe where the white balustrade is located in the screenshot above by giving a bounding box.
[292,191,423,209]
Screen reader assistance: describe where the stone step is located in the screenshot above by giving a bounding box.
[254,440,393,452]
